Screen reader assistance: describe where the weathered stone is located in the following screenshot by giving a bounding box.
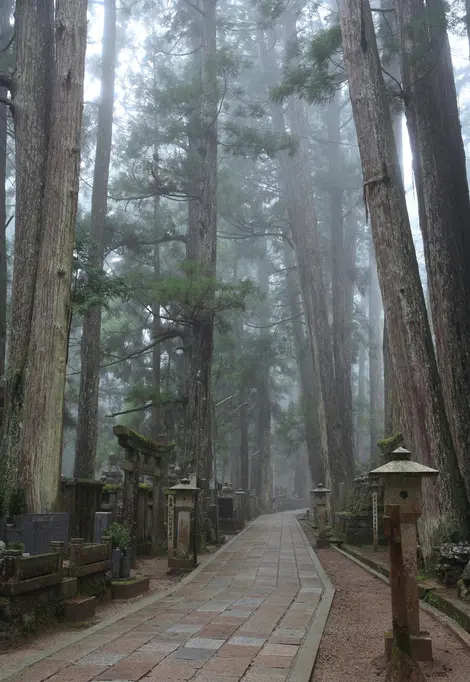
[94,512,112,544]
[435,543,470,587]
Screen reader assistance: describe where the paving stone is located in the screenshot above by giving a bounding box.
[202,656,252,676]
[95,661,155,680]
[241,665,288,681]
[197,623,239,638]
[164,624,201,635]
[261,643,299,657]
[138,640,180,653]
[217,644,261,659]
[228,636,266,647]
[186,637,225,650]
[219,609,252,619]
[253,655,292,668]
[46,666,107,682]
[78,652,125,666]
[171,647,213,662]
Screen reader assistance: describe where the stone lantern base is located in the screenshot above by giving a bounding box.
[385,631,432,662]
[316,536,330,549]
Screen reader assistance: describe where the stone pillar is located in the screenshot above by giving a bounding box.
[50,540,65,575]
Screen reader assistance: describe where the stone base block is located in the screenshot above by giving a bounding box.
[385,631,432,662]
[59,577,77,600]
[111,576,150,600]
[316,537,330,549]
[63,596,96,623]
[168,557,196,573]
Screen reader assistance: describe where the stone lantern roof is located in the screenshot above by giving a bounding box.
[169,478,200,492]
[369,447,438,477]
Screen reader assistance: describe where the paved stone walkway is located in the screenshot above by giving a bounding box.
[5,513,329,682]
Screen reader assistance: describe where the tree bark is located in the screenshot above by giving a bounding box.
[355,297,366,462]
[381,0,402,443]
[256,242,272,512]
[0,0,12,392]
[19,0,88,511]
[395,0,470,500]
[339,0,470,548]
[75,0,116,479]
[328,92,355,478]
[185,0,218,485]
[0,0,53,507]
[369,239,382,460]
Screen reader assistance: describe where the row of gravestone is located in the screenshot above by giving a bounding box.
[0,511,113,555]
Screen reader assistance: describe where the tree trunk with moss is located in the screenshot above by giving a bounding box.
[339,0,470,551]
[0,0,53,509]
[185,0,218,485]
[14,0,87,511]
[395,0,470,502]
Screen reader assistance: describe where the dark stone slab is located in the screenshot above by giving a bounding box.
[15,513,69,555]
[94,512,112,543]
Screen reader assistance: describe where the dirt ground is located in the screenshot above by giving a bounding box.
[312,549,470,682]
[0,552,213,668]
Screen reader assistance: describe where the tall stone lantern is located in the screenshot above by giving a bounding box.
[166,478,200,573]
[312,483,332,548]
[369,447,438,661]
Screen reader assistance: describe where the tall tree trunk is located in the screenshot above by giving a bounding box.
[259,29,352,497]
[0,0,12,392]
[185,0,218,485]
[18,0,88,511]
[382,0,402,442]
[355,320,366,462]
[283,238,323,485]
[0,0,53,507]
[75,0,116,479]
[339,0,470,550]
[256,243,272,512]
[369,240,382,460]
[395,0,470,499]
[328,93,355,476]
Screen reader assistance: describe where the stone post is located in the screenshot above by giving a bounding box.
[370,447,438,662]
[312,484,332,548]
[68,538,84,570]
[50,540,65,575]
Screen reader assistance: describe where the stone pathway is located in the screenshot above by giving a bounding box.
[3,513,330,682]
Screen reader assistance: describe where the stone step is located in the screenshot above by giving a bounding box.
[63,596,96,623]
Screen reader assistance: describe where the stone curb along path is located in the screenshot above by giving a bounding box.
[1,511,334,682]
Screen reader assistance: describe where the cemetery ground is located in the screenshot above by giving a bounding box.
[1,512,470,682]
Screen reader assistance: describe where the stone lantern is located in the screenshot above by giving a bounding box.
[369,446,438,661]
[312,483,332,548]
[235,489,246,528]
[166,478,200,573]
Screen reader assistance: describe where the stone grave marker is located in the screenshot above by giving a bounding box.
[22,513,69,554]
[94,511,112,543]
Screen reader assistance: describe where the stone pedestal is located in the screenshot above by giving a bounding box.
[385,631,433,662]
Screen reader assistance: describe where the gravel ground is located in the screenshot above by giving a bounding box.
[312,549,470,682]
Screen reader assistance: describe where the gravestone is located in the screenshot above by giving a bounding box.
[218,497,233,520]
[21,513,69,554]
[94,511,112,543]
